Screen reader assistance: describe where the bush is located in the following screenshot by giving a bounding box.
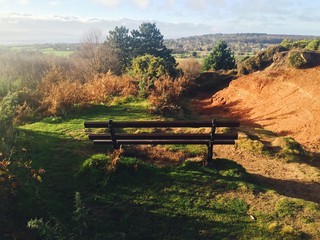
[84,73,138,103]
[0,93,44,225]
[41,80,84,116]
[37,66,136,116]
[305,39,320,51]
[128,54,167,80]
[148,76,189,116]
[178,59,201,80]
[280,39,309,50]
[38,66,84,115]
[287,51,307,69]
[13,89,41,124]
[0,93,17,156]
[128,54,167,97]
[239,45,287,74]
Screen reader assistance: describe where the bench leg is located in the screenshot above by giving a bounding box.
[207,142,213,164]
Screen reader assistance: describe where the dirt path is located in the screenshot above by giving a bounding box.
[192,93,320,204]
[214,145,320,203]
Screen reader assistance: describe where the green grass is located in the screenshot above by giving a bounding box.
[76,158,268,239]
[3,45,74,57]
[41,48,74,57]
[5,99,319,239]
[237,128,311,162]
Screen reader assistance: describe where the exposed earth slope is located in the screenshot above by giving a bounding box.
[195,66,320,150]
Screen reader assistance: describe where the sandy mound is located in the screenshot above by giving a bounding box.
[198,66,320,149]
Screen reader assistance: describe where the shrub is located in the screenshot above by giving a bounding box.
[178,58,201,80]
[13,88,41,124]
[0,93,17,156]
[287,51,307,69]
[33,67,139,116]
[280,39,293,50]
[41,80,84,116]
[292,39,309,49]
[84,73,138,103]
[38,67,84,115]
[148,76,189,116]
[128,54,167,97]
[239,45,287,74]
[0,93,44,220]
[129,54,167,80]
[281,39,309,50]
[305,39,320,51]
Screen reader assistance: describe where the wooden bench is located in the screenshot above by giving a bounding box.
[84,119,240,164]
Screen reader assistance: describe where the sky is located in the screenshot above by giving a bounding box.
[1,0,320,44]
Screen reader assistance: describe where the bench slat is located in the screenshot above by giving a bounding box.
[93,139,236,145]
[89,133,238,140]
[84,120,240,128]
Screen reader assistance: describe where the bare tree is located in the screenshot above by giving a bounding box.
[72,28,122,82]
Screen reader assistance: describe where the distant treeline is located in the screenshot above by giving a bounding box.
[2,33,319,57]
[164,33,320,55]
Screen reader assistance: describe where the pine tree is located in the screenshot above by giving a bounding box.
[202,40,236,71]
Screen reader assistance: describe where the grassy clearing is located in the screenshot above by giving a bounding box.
[41,48,74,57]
[4,100,319,239]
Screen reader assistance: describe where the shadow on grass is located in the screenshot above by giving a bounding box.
[251,174,320,203]
[76,159,282,239]
[16,128,97,219]
[10,113,309,239]
[88,201,251,240]
[2,125,102,239]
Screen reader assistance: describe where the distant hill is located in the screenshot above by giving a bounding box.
[165,33,320,55]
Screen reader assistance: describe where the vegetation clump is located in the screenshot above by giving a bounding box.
[287,50,320,69]
[202,40,236,71]
[236,134,265,155]
[272,137,309,162]
[239,38,320,74]
[238,45,287,74]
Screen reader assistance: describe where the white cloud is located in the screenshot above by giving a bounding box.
[49,1,60,6]
[131,0,150,10]
[94,0,122,7]
[18,0,31,5]
[0,12,101,23]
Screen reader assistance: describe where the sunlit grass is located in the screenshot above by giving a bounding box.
[13,100,320,239]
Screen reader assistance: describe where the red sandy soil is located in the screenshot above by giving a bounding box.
[193,66,320,151]
[191,65,320,204]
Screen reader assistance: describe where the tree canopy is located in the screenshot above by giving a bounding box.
[202,40,236,71]
[105,23,179,77]
[106,26,133,74]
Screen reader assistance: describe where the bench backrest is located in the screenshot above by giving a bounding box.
[84,120,240,128]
